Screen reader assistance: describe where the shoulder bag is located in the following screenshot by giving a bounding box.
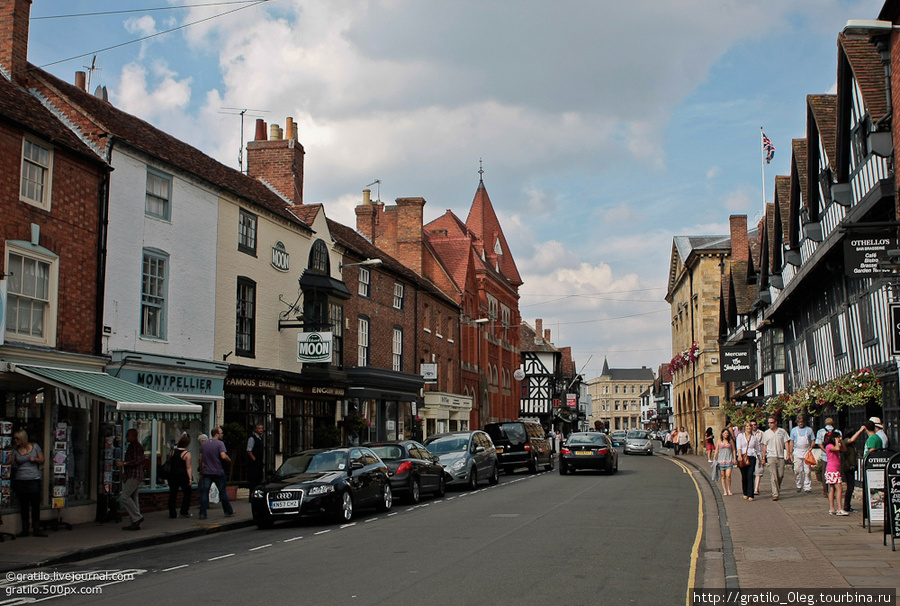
[804,449,817,467]
[736,438,749,467]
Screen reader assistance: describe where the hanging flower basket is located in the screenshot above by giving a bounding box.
[670,341,700,372]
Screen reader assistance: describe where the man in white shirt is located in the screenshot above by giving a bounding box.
[870,417,889,450]
[760,416,792,501]
[789,415,814,493]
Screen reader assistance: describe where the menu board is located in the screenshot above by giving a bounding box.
[863,449,896,532]
[885,452,900,550]
[0,420,12,509]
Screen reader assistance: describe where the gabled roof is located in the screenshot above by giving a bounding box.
[31,67,312,233]
[808,94,837,168]
[792,139,809,212]
[774,175,792,250]
[838,33,889,123]
[519,321,559,353]
[465,180,523,287]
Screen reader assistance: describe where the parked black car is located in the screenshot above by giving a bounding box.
[485,421,554,474]
[251,447,392,528]
[560,432,618,475]
[366,440,446,503]
[424,430,499,489]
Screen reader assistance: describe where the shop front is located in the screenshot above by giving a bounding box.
[346,367,424,445]
[0,348,202,530]
[420,391,473,440]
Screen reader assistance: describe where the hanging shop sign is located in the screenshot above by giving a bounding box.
[844,232,897,277]
[719,344,754,382]
[885,452,900,551]
[297,332,333,363]
[420,364,438,383]
[863,448,896,532]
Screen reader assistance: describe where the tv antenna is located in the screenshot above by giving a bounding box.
[365,179,382,203]
[219,107,269,173]
[83,55,99,92]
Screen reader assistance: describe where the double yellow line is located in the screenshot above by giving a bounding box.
[667,457,704,606]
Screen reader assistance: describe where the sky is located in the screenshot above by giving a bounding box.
[25,0,887,380]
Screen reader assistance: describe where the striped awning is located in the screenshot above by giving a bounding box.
[11,364,202,420]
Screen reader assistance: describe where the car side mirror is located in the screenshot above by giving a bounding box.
[350,461,364,471]
[474,445,485,454]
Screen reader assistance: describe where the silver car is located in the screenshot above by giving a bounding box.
[624,430,653,455]
[424,430,500,489]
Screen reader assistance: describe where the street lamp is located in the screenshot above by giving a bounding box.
[340,258,382,271]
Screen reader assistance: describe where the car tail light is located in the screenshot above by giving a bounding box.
[560,447,571,455]
[523,443,531,451]
[597,448,608,455]
[395,461,412,475]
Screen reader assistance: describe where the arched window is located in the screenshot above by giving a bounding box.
[308,239,330,274]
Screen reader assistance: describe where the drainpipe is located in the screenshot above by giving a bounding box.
[689,267,699,454]
[95,138,114,356]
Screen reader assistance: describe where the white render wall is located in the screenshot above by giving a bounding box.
[103,147,219,359]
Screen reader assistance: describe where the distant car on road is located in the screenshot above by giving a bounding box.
[560,432,618,475]
[624,430,653,455]
[424,431,499,489]
[366,440,446,503]
[485,421,554,474]
[251,447,392,528]
[610,430,627,447]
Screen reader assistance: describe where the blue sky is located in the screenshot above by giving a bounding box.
[25,0,886,379]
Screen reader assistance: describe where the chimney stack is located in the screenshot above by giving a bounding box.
[75,71,86,91]
[247,117,305,204]
[395,197,426,274]
[535,319,543,340]
[0,0,32,85]
[356,190,381,242]
[729,215,749,263]
[544,329,551,343]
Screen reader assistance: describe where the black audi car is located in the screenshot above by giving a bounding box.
[559,432,618,475]
[366,441,445,503]
[251,447,392,528]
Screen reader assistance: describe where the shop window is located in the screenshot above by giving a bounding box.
[225,391,275,483]
[20,137,52,210]
[5,245,58,346]
[141,248,168,339]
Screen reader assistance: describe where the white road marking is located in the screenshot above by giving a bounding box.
[364,518,378,523]
[249,544,272,551]
[340,523,356,529]
[208,554,234,561]
[314,530,331,535]
[283,536,304,542]
[162,564,189,572]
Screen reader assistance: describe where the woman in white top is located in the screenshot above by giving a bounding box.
[736,422,760,501]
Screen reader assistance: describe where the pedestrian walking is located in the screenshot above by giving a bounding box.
[705,427,715,463]
[760,416,792,501]
[823,432,849,516]
[246,423,265,501]
[751,420,764,495]
[117,428,145,531]
[669,428,679,454]
[11,429,46,537]
[677,427,690,455]
[714,428,736,496]
[167,433,193,519]
[199,427,234,519]
[736,422,759,501]
[790,415,814,493]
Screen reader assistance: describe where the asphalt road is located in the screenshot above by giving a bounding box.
[2,448,701,606]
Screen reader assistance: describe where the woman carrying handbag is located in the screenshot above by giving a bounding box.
[736,422,759,501]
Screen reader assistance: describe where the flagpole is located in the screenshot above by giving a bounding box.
[760,127,767,210]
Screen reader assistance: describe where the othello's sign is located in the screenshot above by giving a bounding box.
[297,332,333,363]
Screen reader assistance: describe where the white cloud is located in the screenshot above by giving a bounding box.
[707,166,721,179]
[115,62,193,121]
[124,16,157,38]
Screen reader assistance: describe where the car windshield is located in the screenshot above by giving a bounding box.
[567,433,608,447]
[425,436,469,454]
[612,431,626,437]
[369,445,404,461]
[627,431,649,439]
[486,423,526,445]
[275,451,347,476]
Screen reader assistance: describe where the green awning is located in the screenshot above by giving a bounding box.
[11,364,202,420]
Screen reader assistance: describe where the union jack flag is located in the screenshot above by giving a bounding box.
[762,130,775,164]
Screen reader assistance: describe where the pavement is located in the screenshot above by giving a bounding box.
[666,447,900,598]
[0,452,897,599]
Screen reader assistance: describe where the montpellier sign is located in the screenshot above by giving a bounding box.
[297,332,333,363]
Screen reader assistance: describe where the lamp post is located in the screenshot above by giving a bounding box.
[340,258,383,271]
[468,317,489,427]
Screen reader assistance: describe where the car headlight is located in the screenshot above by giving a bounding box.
[450,459,466,471]
[307,485,335,496]
[252,489,264,499]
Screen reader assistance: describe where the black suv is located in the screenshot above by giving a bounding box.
[485,421,554,474]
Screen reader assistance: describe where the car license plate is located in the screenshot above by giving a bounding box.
[575,450,592,456]
[270,499,299,510]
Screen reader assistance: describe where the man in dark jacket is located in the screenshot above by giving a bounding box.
[246,424,264,500]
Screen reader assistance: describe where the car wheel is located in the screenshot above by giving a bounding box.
[489,464,500,485]
[545,455,554,472]
[254,515,274,530]
[408,478,421,504]
[528,456,538,474]
[335,491,353,523]
[377,483,393,512]
[435,475,446,497]
[466,466,478,490]
[559,463,568,475]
